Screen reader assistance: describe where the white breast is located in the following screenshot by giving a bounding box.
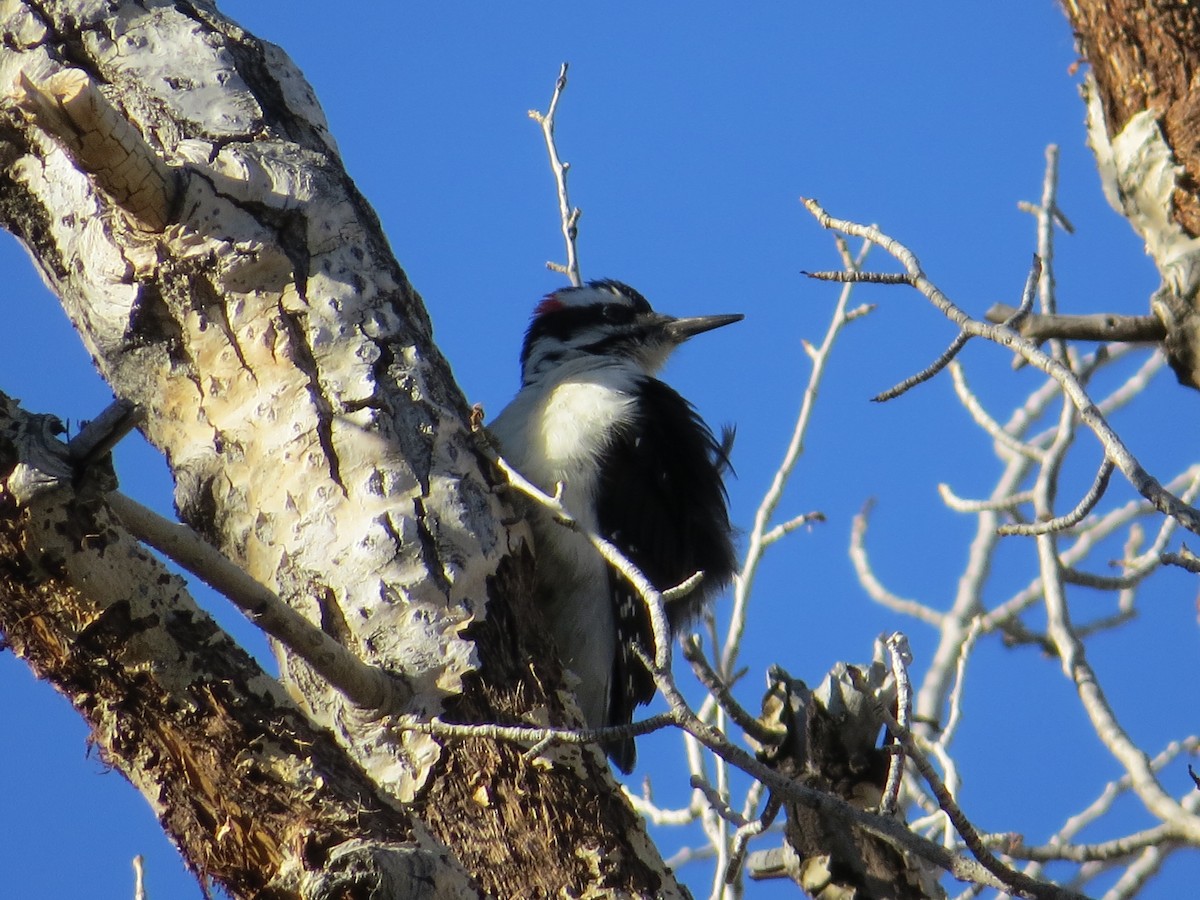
[489,358,640,727]
[491,358,638,523]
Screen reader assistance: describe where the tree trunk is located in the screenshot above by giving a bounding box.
[0,394,477,898]
[1061,0,1200,389]
[0,2,680,896]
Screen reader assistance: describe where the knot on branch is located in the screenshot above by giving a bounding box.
[3,409,73,507]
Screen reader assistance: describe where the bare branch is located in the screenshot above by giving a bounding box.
[491,452,675,673]
[997,459,1115,536]
[803,269,912,284]
[1162,545,1200,573]
[986,304,1166,343]
[725,795,782,885]
[682,636,782,746]
[872,254,1041,403]
[106,492,408,713]
[1031,146,1062,318]
[691,775,748,829]
[529,63,583,285]
[760,510,826,547]
[802,196,1200,536]
[132,856,146,900]
[873,331,972,403]
[938,482,1036,513]
[15,69,179,231]
[67,399,143,468]
[401,711,678,749]
[949,361,1045,462]
[880,633,913,818]
[850,501,946,627]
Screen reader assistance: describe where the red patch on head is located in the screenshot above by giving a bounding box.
[533,294,566,317]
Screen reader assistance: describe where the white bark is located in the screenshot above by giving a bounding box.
[2,0,505,801]
[1085,76,1200,303]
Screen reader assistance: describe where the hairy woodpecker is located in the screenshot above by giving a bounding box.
[490,279,741,772]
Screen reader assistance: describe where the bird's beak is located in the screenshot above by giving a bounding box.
[664,313,744,343]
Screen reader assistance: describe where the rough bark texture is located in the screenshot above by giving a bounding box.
[1062,0,1200,389]
[1064,0,1200,234]
[0,1,682,896]
[0,393,477,899]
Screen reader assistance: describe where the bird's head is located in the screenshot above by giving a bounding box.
[519,279,742,384]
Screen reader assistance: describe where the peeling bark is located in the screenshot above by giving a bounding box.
[1063,0,1200,234]
[0,1,681,896]
[1062,0,1200,390]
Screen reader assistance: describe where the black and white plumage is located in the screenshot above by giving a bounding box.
[490,280,740,772]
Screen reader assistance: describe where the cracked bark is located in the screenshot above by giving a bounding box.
[0,1,681,897]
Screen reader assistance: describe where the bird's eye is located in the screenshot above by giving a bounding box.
[603,304,633,324]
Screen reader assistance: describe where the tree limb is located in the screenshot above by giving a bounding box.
[985,304,1165,343]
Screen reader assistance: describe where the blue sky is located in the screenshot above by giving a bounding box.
[2,3,1197,898]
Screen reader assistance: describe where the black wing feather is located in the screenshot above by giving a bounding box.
[595,376,737,771]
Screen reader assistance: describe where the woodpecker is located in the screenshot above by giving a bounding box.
[490,279,741,772]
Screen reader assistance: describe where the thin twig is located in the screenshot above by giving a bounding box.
[1161,545,1200,573]
[760,511,825,547]
[1033,148,1061,318]
[691,775,748,828]
[803,269,911,284]
[938,482,1036,513]
[802,197,1200,536]
[880,633,913,817]
[725,795,781,885]
[850,501,945,627]
[949,361,1045,462]
[625,780,702,827]
[874,332,971,403]
[998,459,1114,536]
[682,636,782,746]
[402,711,678,749]
[873,256,1040,403]
[492,453,674,672]
[107,493,407,713]
[1004,254,1043,330]
[529,63,582,285]
[133,855,147,900]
